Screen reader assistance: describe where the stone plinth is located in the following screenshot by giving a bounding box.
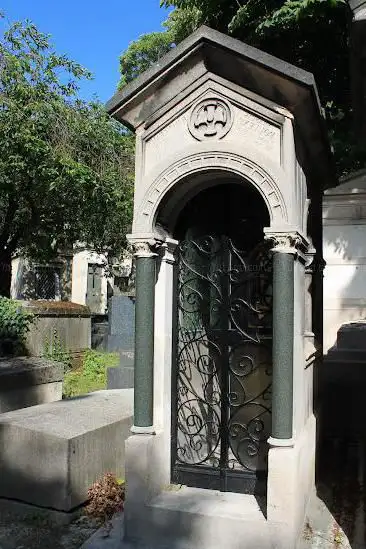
[0,389,133,511]
[0,357,64,413]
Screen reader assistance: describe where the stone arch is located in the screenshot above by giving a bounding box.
[134,151,288,234]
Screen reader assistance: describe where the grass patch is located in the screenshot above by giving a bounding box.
[63,350,119,398]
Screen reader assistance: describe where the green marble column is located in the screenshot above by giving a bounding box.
[272,250,294,440]
[133,249,156,429]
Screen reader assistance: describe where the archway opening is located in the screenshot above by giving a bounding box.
[170,179,273,495]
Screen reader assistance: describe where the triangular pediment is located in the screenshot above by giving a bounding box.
[107,26,335,187]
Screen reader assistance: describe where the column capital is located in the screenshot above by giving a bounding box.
[127,234,163,258]
[264,231,309,256]
[159,238,179,264]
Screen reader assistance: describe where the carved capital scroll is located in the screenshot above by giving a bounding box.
[127,234,163,258]
[264,232,309,255]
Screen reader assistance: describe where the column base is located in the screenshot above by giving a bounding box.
[130,425,156,434]
[268,436,294,447]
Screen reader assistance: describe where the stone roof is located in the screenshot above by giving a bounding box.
[107,25,336,188]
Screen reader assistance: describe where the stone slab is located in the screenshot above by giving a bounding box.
[0,357,63,390]
[91,320,108,351]
[107,366,134,390]
[107,335,134,353]
[0,357,64,413]
[127,487,272,549]
[0,382,62,414]
[0,389,133,511]
[107,296,135,351]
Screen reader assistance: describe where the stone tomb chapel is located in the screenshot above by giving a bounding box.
[107,26,336,549]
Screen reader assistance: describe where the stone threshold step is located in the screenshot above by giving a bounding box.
[131,487,272,549]
[150,486,267,521]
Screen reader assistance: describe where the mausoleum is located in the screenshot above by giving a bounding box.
[107,26,336,549]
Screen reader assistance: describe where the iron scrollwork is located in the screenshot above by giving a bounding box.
[174,235,273,483]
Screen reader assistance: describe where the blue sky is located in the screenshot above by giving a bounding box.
[1,0,170,103]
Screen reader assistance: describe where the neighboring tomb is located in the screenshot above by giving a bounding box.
[0,389,133,512]
[0,357,63,413]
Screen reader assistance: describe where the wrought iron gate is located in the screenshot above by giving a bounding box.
[172,235,273,494]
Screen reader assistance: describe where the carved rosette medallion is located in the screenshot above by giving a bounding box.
[188,98,233,140]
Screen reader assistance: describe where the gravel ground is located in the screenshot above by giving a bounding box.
[0,511,99,549]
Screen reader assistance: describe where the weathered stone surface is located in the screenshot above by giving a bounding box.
[0,357,64,413]
[0,357,63,389]
[0,389,133,511]
[22,301,91,356]
[107,366,134,390]
[107,353,134,390]
[107,295,135,352]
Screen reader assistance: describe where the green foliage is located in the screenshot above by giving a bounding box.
[0,297,34,355]
[119,31,174,88]
[119,0,360,176]
[42,329,72,370]
[63,350,119,398]
[0,18,135,295]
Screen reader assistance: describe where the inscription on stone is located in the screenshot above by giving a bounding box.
[234,108,281,160]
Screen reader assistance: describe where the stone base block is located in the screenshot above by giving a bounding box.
[267,415,316,548]
[146,488,271,549]
[126,479,271,549]
[0,389,133,511]
[123,418,316,549]
[0,357,64,413]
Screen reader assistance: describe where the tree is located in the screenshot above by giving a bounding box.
[119,0,357,176]
[119,31,175,88]
[0,18,134,297]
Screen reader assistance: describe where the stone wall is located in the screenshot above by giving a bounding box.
[323,169,366,351]
[23,301,91,357]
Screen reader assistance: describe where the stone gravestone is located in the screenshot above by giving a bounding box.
[107,295,135,389]
[107,295,135,352]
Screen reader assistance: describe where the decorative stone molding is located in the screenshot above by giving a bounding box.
[135,151,287,233]
[160,238,179,265]
[127,234,163,258]
[188,98,233,141]
[264,232,309,255]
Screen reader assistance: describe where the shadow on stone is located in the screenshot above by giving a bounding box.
[316,321,366,547]
[0,357,64,413]
[0,389,133,524]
